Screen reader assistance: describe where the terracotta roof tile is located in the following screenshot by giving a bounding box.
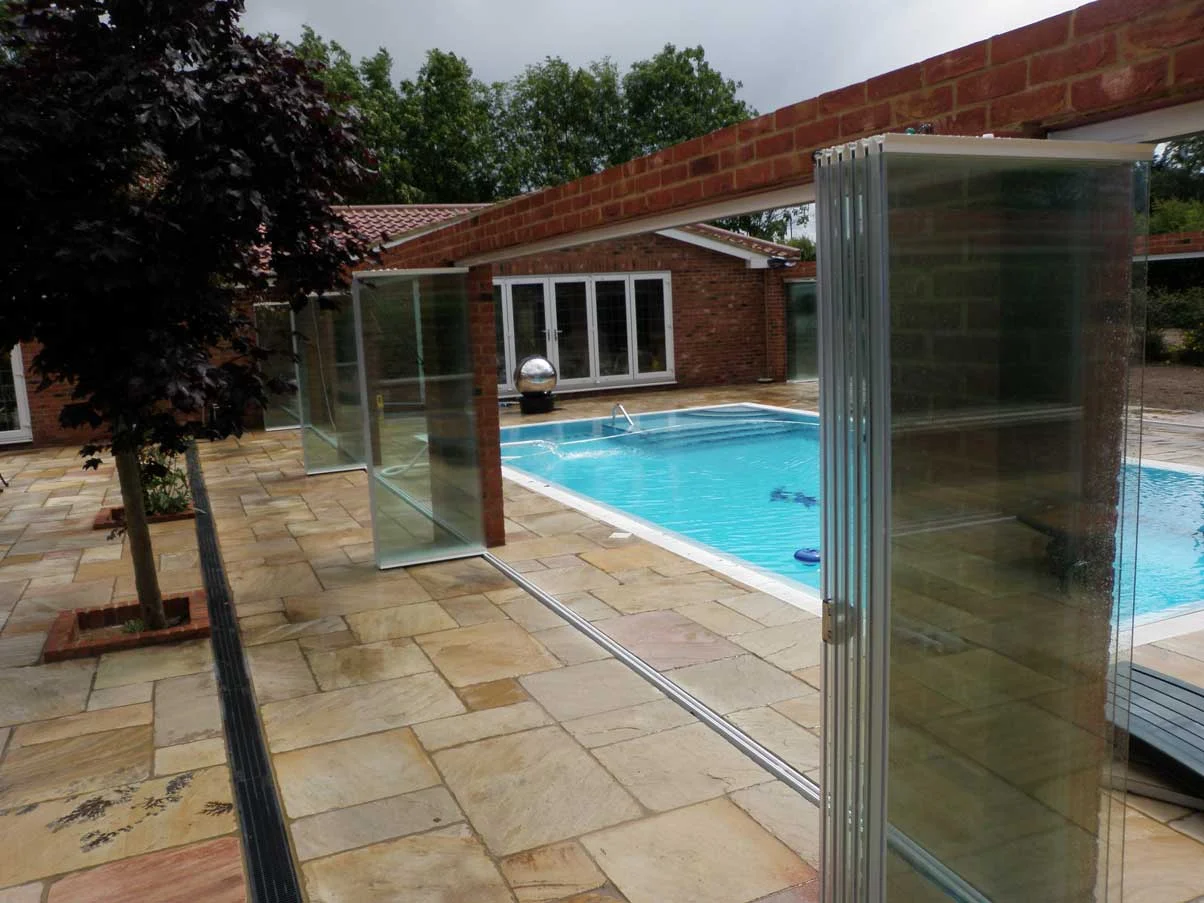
[680,223,802,259]
[335,204,492,241]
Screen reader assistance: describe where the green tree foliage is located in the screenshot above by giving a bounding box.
[496,57,626,194]
[1149,197,1204,234]
[1152,137,1204,204]
[400,50,498,202]
[623,44,752,158]
[1,0,371,625]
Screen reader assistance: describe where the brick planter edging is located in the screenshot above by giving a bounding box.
[92,505,197,531]
[43,589,210,662]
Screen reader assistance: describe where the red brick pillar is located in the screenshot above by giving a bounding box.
[468,265,505,547]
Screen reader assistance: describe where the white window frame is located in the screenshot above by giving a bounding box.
[0,346,33,444]
[494,271,674,395]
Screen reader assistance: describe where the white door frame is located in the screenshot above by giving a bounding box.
[0,346,33,444]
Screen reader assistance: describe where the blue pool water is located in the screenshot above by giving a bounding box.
[501,404,1204,618]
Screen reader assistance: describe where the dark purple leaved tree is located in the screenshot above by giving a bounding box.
[0,0,374,628]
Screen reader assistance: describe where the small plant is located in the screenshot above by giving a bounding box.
[138,447,191,517]
[121,618,146,634]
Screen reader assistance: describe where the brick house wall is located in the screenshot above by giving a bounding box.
[497,232,798,386]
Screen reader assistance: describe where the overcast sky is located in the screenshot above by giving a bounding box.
[243,0,1083,114]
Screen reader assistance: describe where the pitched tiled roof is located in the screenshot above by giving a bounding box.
[679,223,802,259]
[335,204,491,242]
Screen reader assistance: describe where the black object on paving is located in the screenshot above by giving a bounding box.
[186,444,303,903]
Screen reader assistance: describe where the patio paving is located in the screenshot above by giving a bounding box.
[0,445,246,900]
[0,378,1203,901]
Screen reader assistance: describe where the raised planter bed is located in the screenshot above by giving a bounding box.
[43,589,209,662]
[92,505,196,531]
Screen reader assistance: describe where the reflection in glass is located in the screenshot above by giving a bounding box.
[0,349,21,433]
[785,281,818,380]
[883,152,1146,901]
[494,284,507,385]
[554,281,591,380]
[295,297,364,473]
[634,278,667,374]
[595,279,629,377]
[253,302,300,429]
[511,283,547,367]
[356,273,484,568]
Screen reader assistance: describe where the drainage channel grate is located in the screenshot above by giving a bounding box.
[186,445,303,903]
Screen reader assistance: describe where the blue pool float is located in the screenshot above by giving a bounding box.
[794,548,821,564]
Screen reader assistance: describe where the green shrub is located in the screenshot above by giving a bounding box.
[1148,286,1204,330]
[1145,329,1169,362]
[138,447,192,516]
[1176,325,1204,366]
[1150,197,1204,234]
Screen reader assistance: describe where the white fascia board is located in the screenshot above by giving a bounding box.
[656,227,770,268]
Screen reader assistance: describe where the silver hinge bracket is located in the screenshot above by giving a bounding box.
[822,598,835,644]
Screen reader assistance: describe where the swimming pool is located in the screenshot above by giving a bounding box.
[502,403,1204,621]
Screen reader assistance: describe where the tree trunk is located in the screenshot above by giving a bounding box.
[114,448,166,630]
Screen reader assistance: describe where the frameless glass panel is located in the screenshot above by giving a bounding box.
[253,303,300,429]
[785,281,818,380]
[553,281,591,380]
[633,278,668,374]
[295,297,364,473]
[595,279,630,377]
[0,349,23,435]
[883,150,1147,902]
[510,282,547,370]
[494,284,507,385]
[357,272,484,568]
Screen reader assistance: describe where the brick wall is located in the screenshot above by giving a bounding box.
[499,232,783,385]
[378,0,1203,273]
[1139,229,1204,256]
[18,342,106,449]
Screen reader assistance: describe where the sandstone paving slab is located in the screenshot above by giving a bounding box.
[592,721,769,811]
[413,701,552,751]
[0,659,94,727]
[345,603,458,644]
[301,825,512,903]
[242,615,346,647]
[500,840,607,902]
[520,659,662,722]
[0,883,42,903]
[532,625,611,666]
[244,641,318,703]
[527,565,619,596]
[0,765,237,888]
[581,543,705,577]
[275,727,439,818]
[304,637,432,690]
[582,798,815,903]
[439,593,508,627]
[409,557,516,597]
[92,640,211,690]
[434,725,641,856]
[0,634,47,669]
[666,654,807,714]
[416,621,562,688]
[11,702,151,747]
[561,698,697,749]
[0,725,153,808]
[733,620,824,672]
[590,577,748,614]
[771,691,822,732]
[284,578,432,622]
[153,671,222,747]
[675,600,764,636]
[720,593,814,627]
[229,562,321,602]
[261,672,465,752]
[598,610,743,670]
[45,835,245,903]
[154,737,228,776]
[457,678,530,711]
[290,786,462,862]
[730,781,821,866]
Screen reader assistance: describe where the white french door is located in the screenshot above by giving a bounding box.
[0,347,32,444]
[495,273,674,394]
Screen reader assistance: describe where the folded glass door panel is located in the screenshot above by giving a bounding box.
[295,297,364,474]
[253,302,301,430]
[818,134,1150,903]
[552,280,592,382]
[354,270,484,569]
[510,281,549,373]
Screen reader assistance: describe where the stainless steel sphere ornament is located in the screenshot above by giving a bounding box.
[515,355,557,414]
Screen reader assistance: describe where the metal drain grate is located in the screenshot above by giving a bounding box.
[186,445,302,903]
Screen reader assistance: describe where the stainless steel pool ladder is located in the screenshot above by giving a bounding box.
[611,403,635,430]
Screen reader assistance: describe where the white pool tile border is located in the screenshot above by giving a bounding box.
[501,465,824,617]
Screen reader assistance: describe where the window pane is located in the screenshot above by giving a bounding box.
[633,278,667,374]
[785,282,818,379]
[595,280,630,377]
[494,284,507,384]
[511,283,547,367]
[0,350,21,433]
[253,304,300,429]
[554,282,591,379]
